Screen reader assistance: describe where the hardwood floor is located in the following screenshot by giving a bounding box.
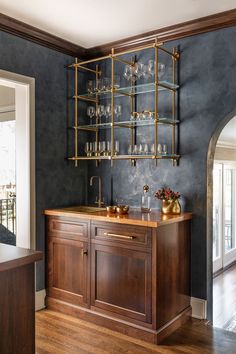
[36,310,236,353]
[213,263,236,328]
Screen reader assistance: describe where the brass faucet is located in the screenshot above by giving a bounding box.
[89,176,104,208]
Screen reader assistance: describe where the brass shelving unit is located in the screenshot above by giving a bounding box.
[68,40,180,167]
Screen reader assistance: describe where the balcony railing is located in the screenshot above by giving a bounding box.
[0,197,16,234]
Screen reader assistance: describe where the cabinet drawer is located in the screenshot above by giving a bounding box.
[47,217,88,240]
[91,222,151,248]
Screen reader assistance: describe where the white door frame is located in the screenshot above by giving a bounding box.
[213,160,236,272]
[0,69,35,250]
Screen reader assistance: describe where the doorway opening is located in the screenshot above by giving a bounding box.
[212,116,236,331]
[0,70,35,250]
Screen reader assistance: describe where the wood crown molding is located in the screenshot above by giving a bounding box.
[0,13,86,58]
[88,9,236,57]
[0,9,236,59]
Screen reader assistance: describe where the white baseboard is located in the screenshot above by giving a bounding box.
[35,289,46,311]
[191,297,207,319]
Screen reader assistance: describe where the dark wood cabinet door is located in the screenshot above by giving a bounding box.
[91,243,152,323]
[47,237,88,307]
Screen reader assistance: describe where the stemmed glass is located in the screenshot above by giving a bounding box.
[87,106,95,119]
[123,65,133,81]
[114,105,122,119]
[87,80,94,95]
[158,63,165,80]
[114,141,119,156]
[85,142,93,157]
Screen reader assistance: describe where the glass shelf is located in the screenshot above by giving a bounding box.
[74,81,179,101]
[69,117,179,131]
[68,154,180,161]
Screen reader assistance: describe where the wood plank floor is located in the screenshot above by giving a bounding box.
[36,310,236,354]
[213,263,236,328]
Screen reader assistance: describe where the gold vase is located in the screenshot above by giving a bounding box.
[161,199,181,215]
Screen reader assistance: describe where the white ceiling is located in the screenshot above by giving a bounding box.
[218,117,236,146]
[0,0,236,47]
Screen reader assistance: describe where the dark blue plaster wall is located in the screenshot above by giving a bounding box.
[1,25,236,300]
[88,26,236,300]
[0,31,88,291]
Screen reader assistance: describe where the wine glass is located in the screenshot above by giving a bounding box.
[123,65,133,81]
[94,78,102,92]
[114,105,122,118]
[158,63,165,80]
[142,64,151,80]
[96,105,105,119]
[87,106,95,119]
[105,104,112,121]
[148,60,155,77]
[134,62,144,79]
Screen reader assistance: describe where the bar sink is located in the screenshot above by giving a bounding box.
[62,206,106,213]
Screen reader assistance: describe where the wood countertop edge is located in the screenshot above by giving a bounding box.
[44,209,192,228]
[0,245,43,272]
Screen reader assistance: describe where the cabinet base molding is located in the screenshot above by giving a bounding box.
[46,297,192,344]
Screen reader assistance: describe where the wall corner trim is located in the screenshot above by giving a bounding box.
[191,297,207,319]
[35,289,46,311]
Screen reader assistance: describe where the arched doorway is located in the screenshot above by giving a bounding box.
[207,112,236,328]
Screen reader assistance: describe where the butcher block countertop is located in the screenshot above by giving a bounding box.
[0,243,42,272]
[44,206,192,228]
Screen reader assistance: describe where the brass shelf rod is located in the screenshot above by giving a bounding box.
[77,65,101,74]
[73,95,98,103]
[74,58,78,167]
[157,45,180,59]
[72,54,111,67]
[113,57,134,66]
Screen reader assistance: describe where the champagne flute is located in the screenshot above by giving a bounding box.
[114,141,119,156]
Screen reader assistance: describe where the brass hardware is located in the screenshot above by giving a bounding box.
[104,232,135,240]
[82,249,88,256]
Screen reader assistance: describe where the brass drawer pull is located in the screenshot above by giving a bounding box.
[104,232,135,240]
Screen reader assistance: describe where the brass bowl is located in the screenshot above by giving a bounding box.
[116,205,129,215]
[106,206,117,214]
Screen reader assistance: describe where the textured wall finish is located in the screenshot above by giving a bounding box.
[88,26,236,300]
[0,31,87,291]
